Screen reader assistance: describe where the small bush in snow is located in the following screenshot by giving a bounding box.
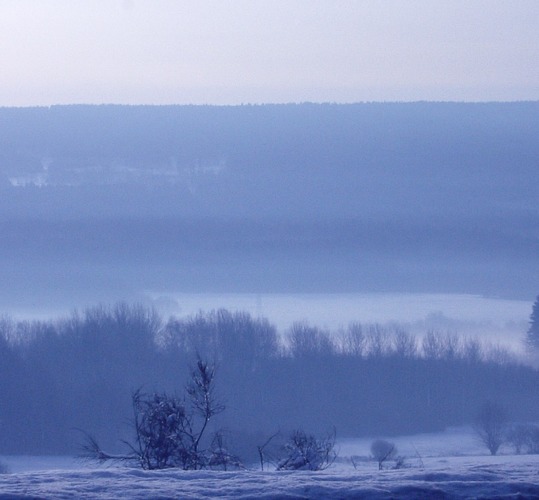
[83,358,229,470]
[277,429,337,471]
[208,431,243,470]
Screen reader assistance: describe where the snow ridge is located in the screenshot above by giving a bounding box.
[1,455,539,499]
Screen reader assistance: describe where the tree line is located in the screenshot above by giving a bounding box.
[0,303,538,458]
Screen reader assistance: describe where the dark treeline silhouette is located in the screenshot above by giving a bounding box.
[0,303,538,457]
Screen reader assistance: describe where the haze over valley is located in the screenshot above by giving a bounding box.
[0,103,537,315]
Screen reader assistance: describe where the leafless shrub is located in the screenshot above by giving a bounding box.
[393,455,407,469]
[207,431,244,470]
[82,358,225,470]
[277,429,337,471]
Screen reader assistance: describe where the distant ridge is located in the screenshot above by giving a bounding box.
[0,102,537,302]
[0,102,537,219]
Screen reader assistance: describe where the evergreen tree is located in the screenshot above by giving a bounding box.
[525,295,539,352]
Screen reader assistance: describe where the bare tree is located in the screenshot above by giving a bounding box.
[440,332,461,360]
[462,337,483,364]
[287,322,335,358]
[339,322,365,357]
[507,423,539,455]
[507,424,530,455]
[474,400,508,455]
[482,342,515,366]
[370,439,397,470]
[527,426,539,454]
[365,324,392,358]
[422,330,444,360]
[276,429,337,471]
[392,328,417,358]
[422,330,461,360]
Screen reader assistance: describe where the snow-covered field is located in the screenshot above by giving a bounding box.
[1,427,539,499]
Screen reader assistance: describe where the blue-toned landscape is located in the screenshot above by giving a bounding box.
[2,2,539,497]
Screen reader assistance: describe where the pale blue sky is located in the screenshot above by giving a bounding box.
[1,0,538,105]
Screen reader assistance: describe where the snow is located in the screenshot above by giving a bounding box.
[1,457,539,499]
[1,427,539,499]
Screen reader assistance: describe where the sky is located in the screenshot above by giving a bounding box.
[0,0,538,106]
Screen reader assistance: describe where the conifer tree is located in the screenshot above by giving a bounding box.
[525,295,539,352]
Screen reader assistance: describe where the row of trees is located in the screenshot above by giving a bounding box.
[0,303,538,456]
[0,305,522,364]
[164,309,516,364]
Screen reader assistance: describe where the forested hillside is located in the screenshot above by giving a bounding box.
[0,103,537,304]
[0,102,537,219]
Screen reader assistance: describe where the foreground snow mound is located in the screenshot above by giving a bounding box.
[1,456,539,499]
